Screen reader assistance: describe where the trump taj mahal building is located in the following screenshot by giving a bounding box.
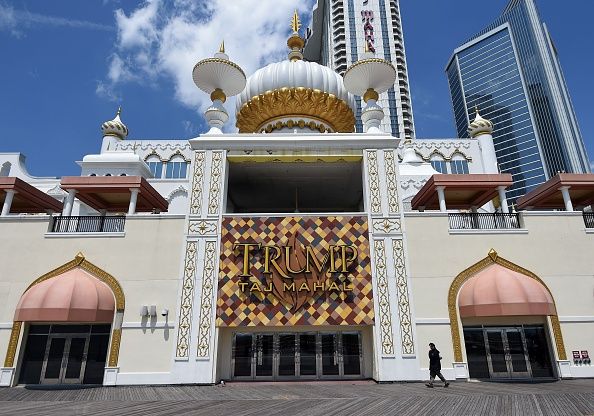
[1,15,593,387]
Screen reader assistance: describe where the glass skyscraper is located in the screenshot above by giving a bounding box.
[446,0,590,202]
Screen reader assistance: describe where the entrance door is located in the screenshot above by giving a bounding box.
[40,335,89,384]
[484,328,531,379]
[231,331,363,380]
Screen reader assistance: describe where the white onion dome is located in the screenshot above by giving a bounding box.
[468,109,494,138]
[235,12,355,134]
[101,107,128,139]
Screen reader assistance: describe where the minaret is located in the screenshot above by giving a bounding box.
[100,106,128,153]
[468,108,498,174]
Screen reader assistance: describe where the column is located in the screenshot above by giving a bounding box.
[498,186,509,214]
[62,189,76,216]
[1,190,16,216]
[436,186,447,212]
[559,186,573,212]
[128,188,139,215]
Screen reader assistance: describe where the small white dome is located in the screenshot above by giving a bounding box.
[468,109,493,138]
[101,107,128,139]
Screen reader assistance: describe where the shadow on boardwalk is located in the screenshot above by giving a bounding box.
[1,379,594,416]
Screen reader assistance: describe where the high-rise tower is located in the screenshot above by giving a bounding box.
[304,0,415,139]
[446,0,590,202]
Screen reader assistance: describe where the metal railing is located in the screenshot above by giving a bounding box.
[51,215,126,233]
[449,213,521,230]
[583,212,594,229]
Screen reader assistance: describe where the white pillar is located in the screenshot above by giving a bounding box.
[62,189,76,216]
[437,186,447,212]
[128,188,139,215]
[559,186,573,212]
[477,133,499,174]
[498,186,509,214]
[1,190,16,216]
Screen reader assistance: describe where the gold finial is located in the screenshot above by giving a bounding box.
[488,248,498,261]
[364,40,370,54]
[219,40,225,54]
[116,106,122,117]
[291,9,301,33]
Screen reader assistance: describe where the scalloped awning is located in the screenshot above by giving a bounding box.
[459,263,556,318]
[14,268,115,322]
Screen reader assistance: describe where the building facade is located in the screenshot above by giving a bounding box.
[1,20,593,388]
[446,0,590,203]
[304,0,415,139]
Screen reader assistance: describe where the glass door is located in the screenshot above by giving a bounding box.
[484,328,532,379]
[320,333,340,378]
[341,332,362,377]
[254,334,274,379]
[40,335,89,384]
[277,334,297,378]
[504,328,531,378]
[298,333,317,378]
[232,333,253,378]
[485,329,510,378]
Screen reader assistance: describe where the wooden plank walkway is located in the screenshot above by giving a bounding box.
[1,379,593,415]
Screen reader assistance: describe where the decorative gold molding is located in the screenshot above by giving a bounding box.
[344,58,395,79]
[192,57,246,79]
[383,150,400,214]
[175,241,198,358]
[373,239,394,355]
[190,151,206,215]
[227,155,362,163]
[447,249,567,362]
[207,151,223,216]
[372,218,401,234]
[188,220,218,236]
[3,253,125,369]
[260,117,332,134]
[365,150,382,215]
[197,241,217,357]
[3,321,22,367]
[392,239,414,355]
[236,87,355,133]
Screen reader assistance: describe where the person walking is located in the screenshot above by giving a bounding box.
[426,343,449,388]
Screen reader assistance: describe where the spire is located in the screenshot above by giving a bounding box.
[468,107,494,138]
[219,40,225,54]
[287,10,304,61]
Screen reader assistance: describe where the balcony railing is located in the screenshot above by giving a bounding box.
[51,215,126,233]
[583,212,594,229]
[449,213,521,230]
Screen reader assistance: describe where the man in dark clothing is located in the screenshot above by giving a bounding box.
[426,343,449,388]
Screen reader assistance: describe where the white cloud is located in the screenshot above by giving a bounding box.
[95,81,121,102]
[103,0,314,132]
[0,2,113,36]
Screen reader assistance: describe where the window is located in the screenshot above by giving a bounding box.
[165,157,188,179]
[430,158,448,174]
[450,158,470,174]
[146,156,163,179]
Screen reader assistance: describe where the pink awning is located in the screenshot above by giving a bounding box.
[459,264,556,318]
[15,268,115,323]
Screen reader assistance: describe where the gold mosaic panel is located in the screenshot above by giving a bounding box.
[217,216,374,327]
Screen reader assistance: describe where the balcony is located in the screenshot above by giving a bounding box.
[51,215,126,233]
[583,212,594,228]
[449,213,521,230]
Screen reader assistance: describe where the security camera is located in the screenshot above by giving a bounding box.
[161,308,169,317]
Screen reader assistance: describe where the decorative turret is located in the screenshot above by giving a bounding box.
[468,108,494,138]
[101,107,128,140]
[192,42,246,134]
[343,43,396,133]
[287,10,305,62]
[468,108,499,174]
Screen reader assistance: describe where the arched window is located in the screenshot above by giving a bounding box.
[450,155,470,174]
[146,156,163,179]
[430,155,448,174]
[165,156,188,179]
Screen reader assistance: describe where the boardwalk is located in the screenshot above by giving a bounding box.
[1,379,594,416]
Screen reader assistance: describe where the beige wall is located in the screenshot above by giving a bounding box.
[0,215,185,374]
[404,212,594,364]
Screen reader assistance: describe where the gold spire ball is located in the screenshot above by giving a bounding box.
[287,10,305,61]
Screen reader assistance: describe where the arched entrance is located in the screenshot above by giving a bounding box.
[448,249,566,380]
[3,253,125,385]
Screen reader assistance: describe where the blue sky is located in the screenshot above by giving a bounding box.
[0,0,592,177]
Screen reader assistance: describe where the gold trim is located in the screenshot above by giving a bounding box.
[3,253,126,369]
[227,155,363,163]
[236,87,355,133]
[363,88,379,103]
[259,116,332,134]
[447,249,567,362]
[3,321,22,367]
[344,58,395,79]
[192,58,246,80]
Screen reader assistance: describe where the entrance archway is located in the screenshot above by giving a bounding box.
[448,249,566,379]
[3,253,125,385]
